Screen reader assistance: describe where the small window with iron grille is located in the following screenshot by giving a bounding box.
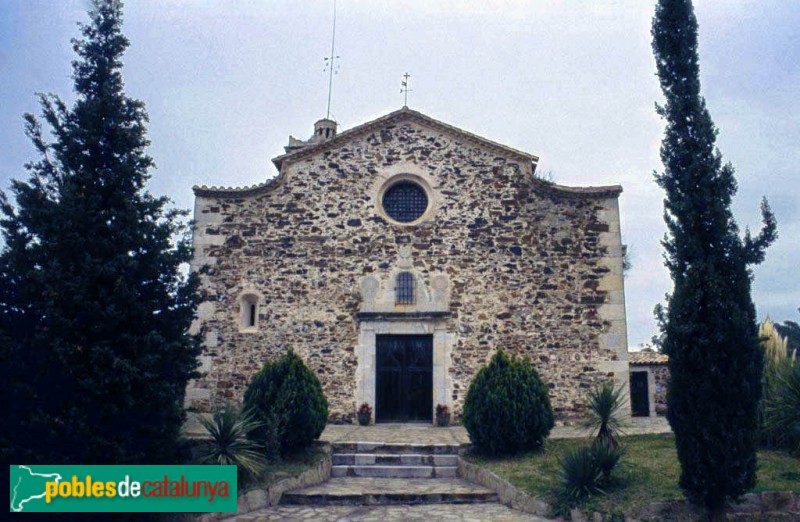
[395,272,415,305]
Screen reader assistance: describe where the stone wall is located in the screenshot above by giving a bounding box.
[653,365,669,415]
[187,111,628,423]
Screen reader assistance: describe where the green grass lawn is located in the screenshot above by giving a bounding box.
[242,447,328,492]
[466,434,800,515]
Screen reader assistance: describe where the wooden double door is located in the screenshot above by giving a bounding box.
[375,335,433,422]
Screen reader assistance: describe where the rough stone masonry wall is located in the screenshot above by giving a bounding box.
[187,120,628,423]
[653,365,670,415]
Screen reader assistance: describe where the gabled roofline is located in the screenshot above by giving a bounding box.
[193,107,622,199]
[270,106,540,171]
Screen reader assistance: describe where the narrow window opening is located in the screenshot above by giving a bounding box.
[240,293,260,330]
[396,272,415,305]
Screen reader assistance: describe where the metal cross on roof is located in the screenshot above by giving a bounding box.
[401,72,412,107]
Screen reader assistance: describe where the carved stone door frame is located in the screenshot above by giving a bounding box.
[355,318,451,425]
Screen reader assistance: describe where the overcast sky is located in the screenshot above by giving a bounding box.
[1,0,798,348]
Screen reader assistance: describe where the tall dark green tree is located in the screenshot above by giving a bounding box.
[0,0,200,465]
[652,0,777,513]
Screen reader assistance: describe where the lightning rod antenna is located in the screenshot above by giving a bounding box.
[325,0,338,120]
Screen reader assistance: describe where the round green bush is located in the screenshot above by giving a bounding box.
[463,349,554,455]
[242,350,328,455]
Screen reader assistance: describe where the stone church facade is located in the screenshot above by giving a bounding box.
[186,108,630,424]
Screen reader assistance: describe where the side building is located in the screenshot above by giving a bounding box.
[629,351,669,417]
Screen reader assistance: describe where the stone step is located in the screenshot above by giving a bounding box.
[332,453,459,467]
[331,464,457,479]
[331,442,462,455]
[281,477,498,506]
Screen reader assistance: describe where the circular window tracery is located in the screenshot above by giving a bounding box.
[381,181,429,223]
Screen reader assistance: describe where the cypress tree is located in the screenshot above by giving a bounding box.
[651,0,777,513]
[0,0,200,465]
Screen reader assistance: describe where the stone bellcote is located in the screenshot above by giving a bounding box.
[284,118,338,153]
[313,118,337,141]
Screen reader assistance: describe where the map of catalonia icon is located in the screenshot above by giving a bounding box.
[10,465,63,512]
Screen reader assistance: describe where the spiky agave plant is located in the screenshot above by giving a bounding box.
[197,404,267,480]
[583,382,628,448]
[559,446,604,501]
[590,439,625,484]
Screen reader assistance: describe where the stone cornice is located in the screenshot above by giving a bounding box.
[356,311,452,321]
[192,176,623,200]
[532,179,623,199]
[193,177,281,198]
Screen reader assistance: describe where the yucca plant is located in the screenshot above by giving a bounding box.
[196,404,267,481]
[590,439,625,484]
[583,381,627,448]
[559,446,604,500]
[765,363,800,454]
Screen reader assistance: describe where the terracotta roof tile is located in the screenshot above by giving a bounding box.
[629,351,669,365]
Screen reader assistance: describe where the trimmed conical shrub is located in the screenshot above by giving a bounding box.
[243,350,328,455]
[463,350,554,455]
